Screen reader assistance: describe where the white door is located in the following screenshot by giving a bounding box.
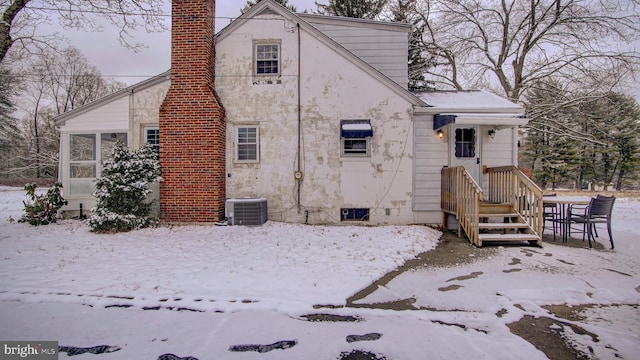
[450,125,481,184]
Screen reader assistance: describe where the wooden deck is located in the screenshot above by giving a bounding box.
[442,166,543,247]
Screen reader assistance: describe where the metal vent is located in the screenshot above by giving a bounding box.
[225,198,268,226]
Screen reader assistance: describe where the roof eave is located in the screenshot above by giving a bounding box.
[414,106,523,114]
[55,70,171,127]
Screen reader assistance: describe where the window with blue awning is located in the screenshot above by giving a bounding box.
[341,120,373,138]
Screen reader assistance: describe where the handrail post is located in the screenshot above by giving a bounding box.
[441,166,483,245]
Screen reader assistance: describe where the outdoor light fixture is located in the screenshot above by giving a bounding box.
[488,129,496,139]
[436,129,444,138]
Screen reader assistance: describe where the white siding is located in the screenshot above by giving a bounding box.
[413,114,448,213]
[480,126,519,189]
[307,23,409,89]
[61,97,129,132]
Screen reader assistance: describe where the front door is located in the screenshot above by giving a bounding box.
[450,125,481,184]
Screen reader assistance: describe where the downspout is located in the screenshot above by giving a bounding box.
[128,88,135,148]
[296,22,302,211]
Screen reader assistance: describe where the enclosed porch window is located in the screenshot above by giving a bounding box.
[68,132,127,195]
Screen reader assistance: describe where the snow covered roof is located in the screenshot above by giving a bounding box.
[415,90,523,113]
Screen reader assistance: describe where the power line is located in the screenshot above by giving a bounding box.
[2,72,302,79]
[25,5,240,20]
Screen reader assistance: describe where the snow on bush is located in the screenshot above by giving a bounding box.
[89,142,162,233]
[19,182,68,226]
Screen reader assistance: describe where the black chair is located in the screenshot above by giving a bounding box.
[568,195,616,249]
[542,193,559,240]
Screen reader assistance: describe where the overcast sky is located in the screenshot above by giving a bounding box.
[56,0,319,85]
[50,0,639,101]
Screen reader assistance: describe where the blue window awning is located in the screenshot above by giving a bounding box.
[433,114,456,130]
[434,113,527,130]
[341,120,373,138]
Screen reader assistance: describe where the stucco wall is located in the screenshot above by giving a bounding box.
[216,13,416,225]
[131,80,170,149]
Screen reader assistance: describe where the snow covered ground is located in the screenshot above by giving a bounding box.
[0,186,638,359]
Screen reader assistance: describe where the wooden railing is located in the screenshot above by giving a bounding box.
[441,166,483,245]
[442,166,543,246]
[486,166,543,237]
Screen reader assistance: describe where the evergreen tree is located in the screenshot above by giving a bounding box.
[315,0,387,20]
[388,0,433,92]
[242,0,297,13]
[89,142,162,233]
[577,92,640,190]
[522,79,640,190]
[521,81,581,190]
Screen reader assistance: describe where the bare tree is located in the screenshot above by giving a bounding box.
[0,0,166,64]
[315,0,388,19]
[0,68,21,151]
[10,46,126,178]
[242,0,296,13]
[414,0,640,101]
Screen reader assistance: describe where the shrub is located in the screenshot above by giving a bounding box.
[89,142,161,233]
[20,182,68,226]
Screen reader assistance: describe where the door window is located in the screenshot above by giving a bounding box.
[455,128,476,158]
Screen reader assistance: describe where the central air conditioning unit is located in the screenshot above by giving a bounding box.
[225,198,268,226]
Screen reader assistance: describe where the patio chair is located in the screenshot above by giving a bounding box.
[568,195,616,249]
[542,193,559,240]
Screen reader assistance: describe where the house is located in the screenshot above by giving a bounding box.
[55,0,535,242]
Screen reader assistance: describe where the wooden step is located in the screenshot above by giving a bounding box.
[478,222,530,230]
[479,202,513,214]
[479,213,520,218]
[478,233,540,242]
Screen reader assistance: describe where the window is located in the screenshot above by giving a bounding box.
[341,120,372,157]
[68,132,127,195]
[255,42,280,75]
[455,128,476,158]
[236,126,259,162]
[341,208,370,222]
[70,134,96,179]
[101,133,127,160]
[145,127,160,157]
[342,138,369,156]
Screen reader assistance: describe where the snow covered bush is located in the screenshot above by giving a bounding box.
[20,182,68,226]
[89,142,162,233]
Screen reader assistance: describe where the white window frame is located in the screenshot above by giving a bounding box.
[254,40,281,76]
[454,127,476,158]
[341,138,370,157]
[144,126,160,157]
[66,131,128,196]
[235,126,259,163]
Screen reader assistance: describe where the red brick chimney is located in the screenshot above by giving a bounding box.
[159,0,226,222]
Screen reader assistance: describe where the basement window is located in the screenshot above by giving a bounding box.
[341,208,370,222]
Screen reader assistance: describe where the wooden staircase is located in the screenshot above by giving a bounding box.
[477,201,541,245]
[442,166,543,247]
